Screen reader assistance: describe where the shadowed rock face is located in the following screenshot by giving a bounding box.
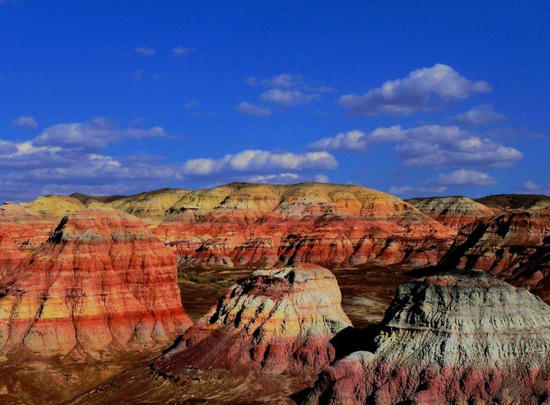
[0,232,24,279]
[152,183,454,269]
[155,264,352,376]
[0,210,192,360]
[408,196,495,230]
[440,207,550,294]
[302,270,550,405]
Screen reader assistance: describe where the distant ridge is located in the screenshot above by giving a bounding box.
[474,193,550,209]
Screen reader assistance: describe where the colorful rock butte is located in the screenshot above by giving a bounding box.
[152,183,455,269]
[440,206,550,294]
[408,196,495,230]
[302,270,550,404]
[0,210,191,360]
[155,264,352,376]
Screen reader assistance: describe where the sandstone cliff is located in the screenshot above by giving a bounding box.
[408,196,495,230]
[302,270,550,404]
[440,207,550,294]
[0,210,191,360]
[0,232,24,279]
[155,264,352,376]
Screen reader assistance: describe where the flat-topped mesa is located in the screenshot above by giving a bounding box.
[407,196,495,230]
[155,264,352,376]
[0,210,191,360]
[302,270,550,405]
[153,183,455,269]
[440,207,550,293]
[0,232,24,279]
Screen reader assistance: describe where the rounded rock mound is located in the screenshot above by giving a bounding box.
[408,196,495,230]
[155,264,352,376]
[0,209,192,360]
[302,270,550,404]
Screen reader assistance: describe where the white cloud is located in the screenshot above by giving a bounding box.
[432,169,496,186]
[314,174,330,183]
[247,173,300,183]
[33,118,169,151]
[310,125,522,168]
[11,115,38,129]
[308,130,367,152]
[520,181,542,192]
[245,172,329,185]
[133,70,146,80]
[389,186,414,195]
[235,102,272,116]
[134,47,156,56]
[184,101,200,110]
[450,104,507,126]
[389,185,447,196]
[246,74,303,88]
[171,46,195,56]
[261,89,318,106]
[183,150,337,176]
[339,64,491,116]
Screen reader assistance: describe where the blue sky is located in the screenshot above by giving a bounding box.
[1,1,549,201]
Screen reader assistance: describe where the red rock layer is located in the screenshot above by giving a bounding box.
[408,196,495,230]
[155,264,352,376]
[0,232,24,279]
[440,207,550,292]
[0,210,191,359]
[153,183,455,269]
[302,271,550,404]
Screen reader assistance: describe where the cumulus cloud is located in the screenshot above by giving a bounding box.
[260,89,318,106]
[33,118,169,151]
[183,150,337,176]
[134,47,156,56]
[171,46,195,56]
[235,102,272,116]
[339,64,491,116]
[243,73,330,111]
[308,130,367,152]
[432,169,497,186]
[309,125,522,168]
[450,104,507,126]
[11,115,38,129]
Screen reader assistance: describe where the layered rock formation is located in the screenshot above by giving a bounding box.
[153,183,455,269]
[303,270,550,404]
[408,196,495,230]
[0,210,191,360]
[440,207,550,293]
[155,264,352,376]
[71,188,190,223]
[0,232,24,279]
[0,195,88,250]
